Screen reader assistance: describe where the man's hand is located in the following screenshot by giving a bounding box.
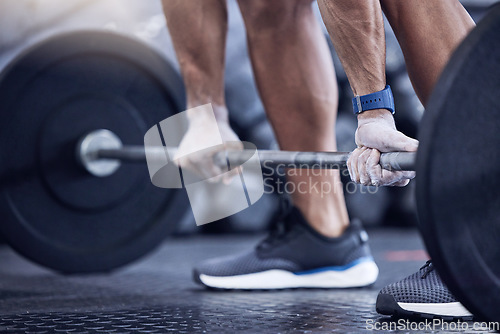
[175,118,242,184]
[347,110,419,187]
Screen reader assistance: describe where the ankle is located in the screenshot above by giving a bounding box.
[296,204,349,238]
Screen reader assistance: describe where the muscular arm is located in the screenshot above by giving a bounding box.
[162,0,229,121]
[318,0,398,125]
[318,0,386,97]
[318,0,417,186]
[162,0,241,181]
[318,0,474,186]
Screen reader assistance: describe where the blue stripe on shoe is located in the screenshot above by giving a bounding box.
[293,257,374,275]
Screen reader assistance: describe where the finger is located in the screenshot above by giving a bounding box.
[176,155,208,181]
[379,169,414,187]
[347,153,354,182]
[183,152,223,182]
[189,158,219,182]
[392,179,411,187]
[366,149,382,186]
[205,147,237,183]
[175,155,192,173]
[357,148,372,186]
[378,169,402,186]
[173,153,183,167]
[199,153,226,182]
[205,164,224,183]
[222,166,241,185]
[222,141,246,175]
[348,148,363,183]
[401,170,416,180]
[387,171,415,187]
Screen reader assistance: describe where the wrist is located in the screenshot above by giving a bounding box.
[352,85,395,115]
[357,108,395,126]
[212,104,230,123]
[352,83,386,97]
[187,103,229,124]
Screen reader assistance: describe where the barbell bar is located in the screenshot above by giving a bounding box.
[77,129,417,178]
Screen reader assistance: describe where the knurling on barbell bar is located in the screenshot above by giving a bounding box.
[77,129,417,178]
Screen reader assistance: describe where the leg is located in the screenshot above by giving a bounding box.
[318,0,475,319]
[162,0,229,120]
[191,0,378,290]
[376,1,475,319]
[237,0,349,237]
[381,0,475,105]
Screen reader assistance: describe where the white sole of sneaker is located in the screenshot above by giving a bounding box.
[397,302,473,317]
[198,259,379,289]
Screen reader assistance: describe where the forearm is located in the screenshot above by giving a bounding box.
[318,0,390,123]
[162,0,229,122]
[318,0,386,96]
[318,1,418,187]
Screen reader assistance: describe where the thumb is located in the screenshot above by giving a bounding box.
[375,130,419,153]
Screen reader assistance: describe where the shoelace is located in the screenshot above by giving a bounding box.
[420,260,434,279]
[257,195,294,250]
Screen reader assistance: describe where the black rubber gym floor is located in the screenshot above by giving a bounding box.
[0,228,494,333]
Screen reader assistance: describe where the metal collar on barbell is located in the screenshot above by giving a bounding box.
[77,129,123,177]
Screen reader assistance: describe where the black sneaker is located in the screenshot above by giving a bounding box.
[193,206,378,290]
[376,261,473,320]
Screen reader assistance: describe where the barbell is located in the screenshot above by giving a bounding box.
[0,3,498,322]
[76,128,417,177]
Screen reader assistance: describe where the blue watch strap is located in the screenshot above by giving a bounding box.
[352,85,395,115]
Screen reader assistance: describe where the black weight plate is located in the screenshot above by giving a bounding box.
[0,31,188,273]
[417,5,500,321]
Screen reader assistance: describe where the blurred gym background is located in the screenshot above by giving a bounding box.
[0,0,494,236]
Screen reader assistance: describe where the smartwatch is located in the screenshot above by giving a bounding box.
[352,85,395,115]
